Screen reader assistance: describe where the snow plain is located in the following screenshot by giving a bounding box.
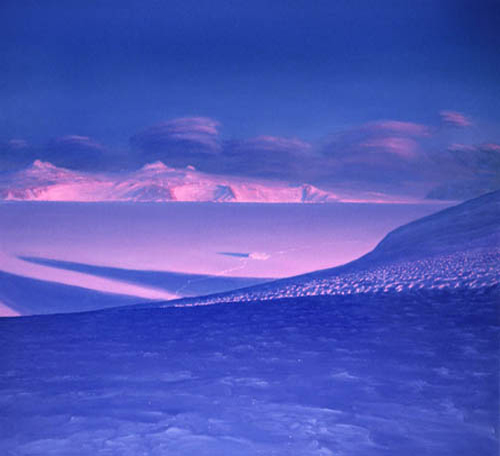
[0,200,447,315]
[0,287,498,455]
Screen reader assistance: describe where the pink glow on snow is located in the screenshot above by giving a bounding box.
[0,300,20,317]
[1,160,345,203]
[0,253,177,301]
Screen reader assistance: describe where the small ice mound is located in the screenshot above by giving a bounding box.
[220,376,270,388]
[300,184,338,203]
[30,159,58,170]
[140,161,172,172]
[330,371,359,381]
[249,252,271,261]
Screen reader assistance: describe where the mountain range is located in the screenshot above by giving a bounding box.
[0,160,340,203]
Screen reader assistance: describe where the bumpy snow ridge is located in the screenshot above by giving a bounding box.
[164,191,500,307]
[170,249,500,307]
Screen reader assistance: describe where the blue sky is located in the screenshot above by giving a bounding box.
[1,0,499,197]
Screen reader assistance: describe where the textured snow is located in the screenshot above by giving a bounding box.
[166,191,499,307]
[172,249,499,306]
[0,288,498,455]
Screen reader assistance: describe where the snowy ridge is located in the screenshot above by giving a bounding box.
[361,190,499,262]
[162,191,500,307]
[0,160,339,203]
[172,249,499,306]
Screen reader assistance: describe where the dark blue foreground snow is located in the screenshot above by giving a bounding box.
[1,286,498,455]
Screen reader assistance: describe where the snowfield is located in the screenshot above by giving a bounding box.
[0,191,498,455]
[160,191,500,307]
[0,200,448,315]
[0,287,498,455]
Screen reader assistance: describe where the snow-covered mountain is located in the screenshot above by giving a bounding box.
[164,191,500,306]
[0,160,339,203]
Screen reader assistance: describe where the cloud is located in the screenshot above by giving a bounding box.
[1,135,121,172]
[426,179,499,200]
[359,137,418,158]
[426,142,500,199]
[362,120,432,137]
[315,120,434,193]
[7,139,29,149]
[132,119,430,184]
[130,117,221,167]
[0,138,37,171]
[439,110,473,128]
[445,142,500,173]
[3,112,496,201]
[130,120,315,181]
[446,143,477,152]
[481,143,500,153]
[124,115,490,200]
[44,135,109,170]
[220,135,313,180]
[51,135,106,153]
[240,136,312,152]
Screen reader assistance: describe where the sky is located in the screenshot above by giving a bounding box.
[1,0,499,199]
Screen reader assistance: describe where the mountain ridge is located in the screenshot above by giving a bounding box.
[0,160,341,204]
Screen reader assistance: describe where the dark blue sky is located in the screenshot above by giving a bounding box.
[1,0,499,197]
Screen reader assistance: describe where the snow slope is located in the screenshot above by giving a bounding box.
[164,191,500,306]
[0,160,339,203]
